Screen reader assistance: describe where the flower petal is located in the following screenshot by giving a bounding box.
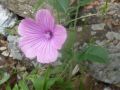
[18,18,43,36]
[37,40,58,63]
[35,9,55,31]
[19,36,44,59]
[51,25,67,50]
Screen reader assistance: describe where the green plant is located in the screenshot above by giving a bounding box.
[77,44,108,63]
[5,0,109,90]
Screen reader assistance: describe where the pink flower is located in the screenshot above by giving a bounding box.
[18,9,67,64]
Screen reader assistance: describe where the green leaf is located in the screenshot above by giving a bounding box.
[62,30,76,60]
[56,0,69,13]
[100,0,109,15]
[53,78,73,90]
[26,73,44,90]
[51,66,64,75]
[43,68,51,90]
[18,80,29,90]
[0,71,10,85]
[79,79,84,90]
[30,76,44,90]
[13,84,19,90]
[79,0,94,6]
[48,0,69,13]
[65,30,76,49]
[6,83,11,90]
[33,0,44,11]
[78,45,108,63]
[46,78,59,90]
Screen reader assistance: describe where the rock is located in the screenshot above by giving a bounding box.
[91,31,96,35]
[51,60,62,66]
[116,42,120,48]
[105,3,120,26]
[0,47,7,51]
[1,50,9,56]
[7,35,23,60]
[114,33,120,40]
[106,32,120,40]
[9,53,13,57]
[107,3,120,15]
[77,27,83,32]
[91,23,105,30]
[72,64,79,76]
[0,4,17,35]
[95,40,107,46]
[104,87,111,90]
[106,32,115,40]
[88,45,120,85]
[1,0,37,17]
[84,2,120,86]
[0,55,6,68]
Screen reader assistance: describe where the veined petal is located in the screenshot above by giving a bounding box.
[51,25,67,50]
[35,9,55,31]
[37,41,58,63]
[18,18,43,36]
[19,36,45,59]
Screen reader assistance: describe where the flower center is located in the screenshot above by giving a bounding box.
[44,31,53,39]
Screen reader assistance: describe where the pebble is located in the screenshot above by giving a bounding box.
[106,32,114,40]
[114,33,120,40]
[9,53,13,57]
[7,35,23,60]
[77,27,83,32]
[0,47,7,51]
[91,31,96,35]
[104,87,111,90]
[106,32,120,40]
[95,40,106,46]
[0,4,17,35]
[72,64,79,76]
[0,57,2,60]
[116,42,120,48]
[91,23,105,30]
[1,50,9,57]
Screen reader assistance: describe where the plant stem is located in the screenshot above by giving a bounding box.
[67,13,97,25]
[43,66,51,90]
[74,1,80,30]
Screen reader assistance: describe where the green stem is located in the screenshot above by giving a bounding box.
[74,1,80,30]
[43,65,51,90]
[59,52,75,78]
[67,13,97,25]
[54,0,61,23]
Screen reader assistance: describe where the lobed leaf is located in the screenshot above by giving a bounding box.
[78,45,109,63]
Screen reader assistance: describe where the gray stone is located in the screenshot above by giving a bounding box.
[77,27,83,32]
[0,4,17,35]
[106,32,115,40]
[7,35,23,60]
[1,50,9,56]
[91,23,105,30]
[107,3,120,15]
[72,64,79,76]
[106,32,120,40]
[104,87,111,90]
[91,31,96,35]
[1,0,37,17]
[95,40,107,46]
[114,33,120,40]
[0,47,7,51]
[88,45,120,84]
[86,2,120,86]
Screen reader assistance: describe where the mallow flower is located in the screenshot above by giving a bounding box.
[18,9,67,63]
